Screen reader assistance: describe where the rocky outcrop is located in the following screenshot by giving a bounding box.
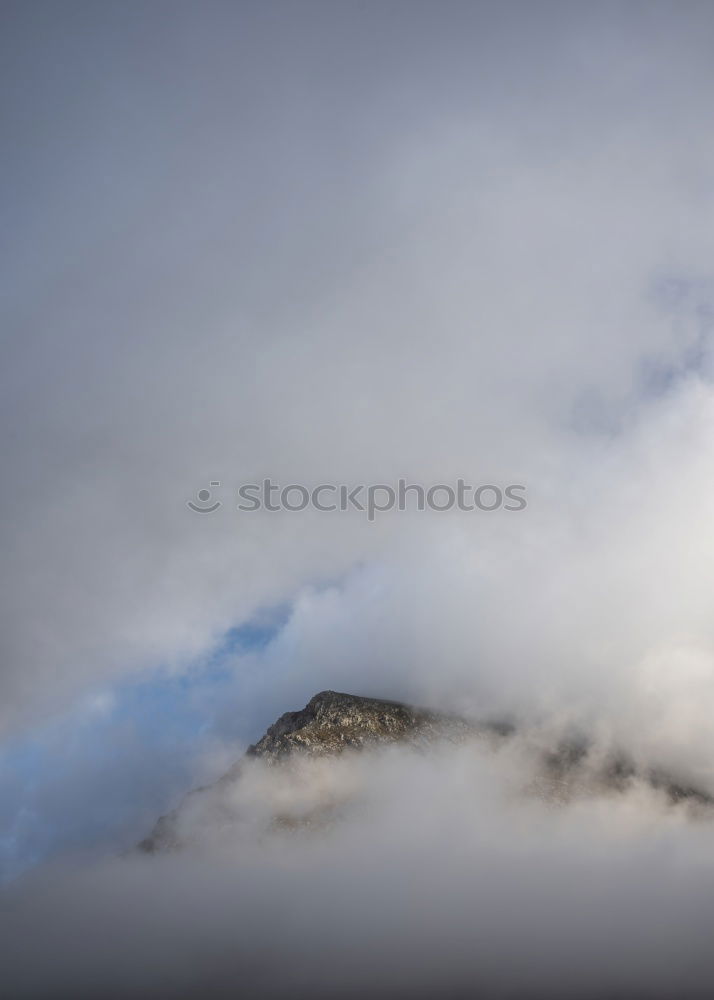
[138,690,713,854]
[138,691,491,852]
[245,689,484,760]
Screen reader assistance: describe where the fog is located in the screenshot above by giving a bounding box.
[3,0,714,736]
[5,740,714,999]
[3,1,714,995]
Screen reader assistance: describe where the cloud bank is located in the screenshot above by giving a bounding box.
[3,2,714,994]
[2,0,714,735]
[5,741,714,999]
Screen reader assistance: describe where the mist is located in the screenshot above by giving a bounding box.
[3,1,714,996]
[5,740,714,999]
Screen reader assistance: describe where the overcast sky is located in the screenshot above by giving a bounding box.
[3,0,714,943]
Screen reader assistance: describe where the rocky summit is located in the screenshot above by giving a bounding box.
[245,689,483,760]
[138,689,713,855]
[138,690,491,853]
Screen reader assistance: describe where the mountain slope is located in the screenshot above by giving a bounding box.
[138,690,491,852]
[138,689,712,854]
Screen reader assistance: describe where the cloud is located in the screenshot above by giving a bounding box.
[3,5,714,985]
[4,740,714,998]
[3,1,714,734]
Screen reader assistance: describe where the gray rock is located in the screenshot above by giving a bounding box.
[245,689,483,761]
[138,690,491,853]
[138,690,713,854]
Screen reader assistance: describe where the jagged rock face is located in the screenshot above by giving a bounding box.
[245,690,479,761]
[138,690,713,855]
[138,691,484,854]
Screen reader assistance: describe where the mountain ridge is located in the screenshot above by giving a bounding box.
[138,689,713,854]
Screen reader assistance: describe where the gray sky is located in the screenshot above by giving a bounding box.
[3,5,714,986]
[2,0,714,725]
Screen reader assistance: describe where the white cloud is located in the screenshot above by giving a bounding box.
[2,0,714,905]
[5,739,714,997]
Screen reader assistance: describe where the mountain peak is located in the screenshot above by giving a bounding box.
[245,689,477,761]
[138,690,713,857]
[138,691,481,853]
